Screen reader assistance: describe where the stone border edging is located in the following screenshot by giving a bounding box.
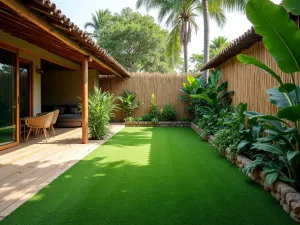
[125,121,191,127]
[191,122,300,223]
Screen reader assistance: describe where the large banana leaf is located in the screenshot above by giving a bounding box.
[283,0,300,15]
[278,105,300,122]
[208,68,221,87]
[246,0,300,73]
[267,86,300,109]
[217,81,227,93]
[251,143,285,156]
[187,75,198,89]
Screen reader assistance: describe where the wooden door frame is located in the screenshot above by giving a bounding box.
[19,57,34,117]
[0,46,20,151]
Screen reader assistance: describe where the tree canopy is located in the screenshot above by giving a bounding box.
[92,8,175,73]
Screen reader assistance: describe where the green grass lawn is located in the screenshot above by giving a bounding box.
[1,127,297,225]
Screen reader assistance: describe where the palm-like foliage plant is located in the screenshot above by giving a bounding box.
[118,90,140,119]
[209,36,230,57]
[236,0,300,187]
[84,9,111,38]
[202,0,247,80]
[84,88,119,140]
[137,0,226,73]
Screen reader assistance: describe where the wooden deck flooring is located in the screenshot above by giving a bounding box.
[0,124,124,220]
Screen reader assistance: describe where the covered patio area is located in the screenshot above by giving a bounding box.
[0,124,124,220]
[0,0,130,151]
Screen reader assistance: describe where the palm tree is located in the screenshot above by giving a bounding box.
[210,36,229,58]
[202,0,247,81]
[84,9,111,38]
[137,0,226,73]
[189,36,229,72]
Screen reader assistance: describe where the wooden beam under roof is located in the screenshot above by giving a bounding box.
[0,0,125,78]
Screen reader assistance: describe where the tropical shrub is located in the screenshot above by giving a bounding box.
[236,0,300,187]
[118,90,140,119]
[197,109,219,136]
[192,68,234,117]
[135,116,142,121]
[237,119,263,159]
[178,74,206,116]
[84,88,119,140]
[142,113,152,121]
[212,103,247,156]
[159,103,177,121]
[124,117,135,122]
[213,128,244,157]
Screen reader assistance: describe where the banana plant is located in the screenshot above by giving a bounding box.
[237,0,300,126]
[178,74,206,114]
[191,68,234,114]
[236,0,300,187]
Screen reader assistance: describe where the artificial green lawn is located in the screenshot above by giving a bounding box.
[1,127,298,225]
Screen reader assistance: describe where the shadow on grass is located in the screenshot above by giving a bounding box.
[0,127,298,225]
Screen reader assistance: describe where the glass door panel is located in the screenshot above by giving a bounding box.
[0,48,17,146]
[19,61,31,118]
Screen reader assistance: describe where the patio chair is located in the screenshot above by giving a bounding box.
[50,109,60,136]
[36,109,59,136]
[25,112,54,142]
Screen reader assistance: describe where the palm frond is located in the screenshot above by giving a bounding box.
[166,24,181,67]
[213,0,247,13]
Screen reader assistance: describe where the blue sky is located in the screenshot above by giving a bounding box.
[52,0,281,57]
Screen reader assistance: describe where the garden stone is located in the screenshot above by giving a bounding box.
[281,186,298,199]
[271,191,281,201]
[237,155,246,163]
[286,193,300,206]
[275,181,289,193]
[283,204,291,214]
[260,171,266,181]
[291,201,300,214]
[290,211,300,223]
[241,157,252,167]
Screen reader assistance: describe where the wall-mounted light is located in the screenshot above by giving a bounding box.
[36,68,44,74]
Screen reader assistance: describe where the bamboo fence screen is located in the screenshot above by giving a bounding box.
[99,72,193,121]
[220,41,300,116]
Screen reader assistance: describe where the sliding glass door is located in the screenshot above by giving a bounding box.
[0,48,17,146]
[19,60,32,118]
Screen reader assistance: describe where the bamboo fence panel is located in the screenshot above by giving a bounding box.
[220,41,299,116]
[99,72,193,121]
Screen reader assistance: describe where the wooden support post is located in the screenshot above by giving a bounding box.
[82,57,88,144]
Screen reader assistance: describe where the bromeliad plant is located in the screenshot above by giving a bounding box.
[237,0,300,187]
[118,90,140,119]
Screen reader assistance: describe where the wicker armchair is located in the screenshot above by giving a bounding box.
[36,109,60,136]
[25,112,54,142]
[50,109,60,136]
